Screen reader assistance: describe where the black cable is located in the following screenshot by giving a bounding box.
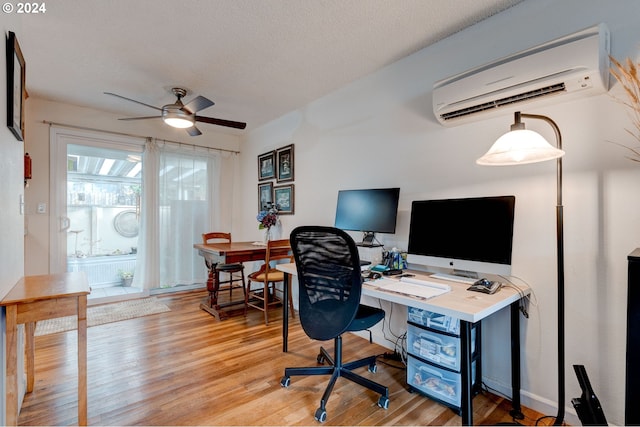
[499,274,533,319]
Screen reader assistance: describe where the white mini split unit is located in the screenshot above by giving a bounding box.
[433,24,610,126]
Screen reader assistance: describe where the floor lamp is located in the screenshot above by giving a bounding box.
[477,111,566,425]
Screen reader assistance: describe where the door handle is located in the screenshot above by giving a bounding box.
[61,216,70,232]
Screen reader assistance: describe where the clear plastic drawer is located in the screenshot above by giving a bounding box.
[407,355,476,408]
[408,306,459,334]
[407,323,476,371]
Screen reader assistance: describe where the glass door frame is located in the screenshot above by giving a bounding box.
[49,126,146,274]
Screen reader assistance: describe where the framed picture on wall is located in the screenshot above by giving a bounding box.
[6,31,26,141]
[258,182,273,211]
[276,144,294,182]
[258,150,275,181]
[274,184,294,215]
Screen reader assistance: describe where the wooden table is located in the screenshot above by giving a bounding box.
[194,241,270,320]
[0,272,90,426]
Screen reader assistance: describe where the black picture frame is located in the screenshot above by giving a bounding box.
[258,150,275,181]
[6,31,25,141]
[276,144,294,182]
[258,182,273,211]
[274,184,294,215]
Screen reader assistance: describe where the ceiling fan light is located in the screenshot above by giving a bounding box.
[162,106,195,128]
[164,116,194,128]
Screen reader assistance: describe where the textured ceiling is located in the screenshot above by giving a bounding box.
[10,0,523,135]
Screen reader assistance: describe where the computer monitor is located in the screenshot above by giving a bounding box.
[334,187,400,247]
[406,196,515,278]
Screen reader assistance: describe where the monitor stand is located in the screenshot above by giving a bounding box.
[356,232,383,248]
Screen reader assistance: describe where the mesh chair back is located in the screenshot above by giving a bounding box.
[289,226,362,341]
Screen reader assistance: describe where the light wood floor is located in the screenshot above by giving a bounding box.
[18,290,556,426]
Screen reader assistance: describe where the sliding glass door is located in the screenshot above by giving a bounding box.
[66,144,141,288]
[50,127,145,291]
[50,127,232,297]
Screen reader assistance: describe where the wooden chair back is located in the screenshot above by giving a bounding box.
[202,232,232,244]
[265,239,293,266]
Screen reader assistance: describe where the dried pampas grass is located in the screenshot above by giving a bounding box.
[610,55,640,162]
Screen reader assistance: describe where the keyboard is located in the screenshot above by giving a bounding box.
[399,277,451,291]
[429,273,477,285]
[371,277,450,300]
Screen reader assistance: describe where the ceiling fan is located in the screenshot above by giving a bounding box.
[104,87,247,136]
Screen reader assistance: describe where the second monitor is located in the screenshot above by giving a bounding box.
[334,187,400,247]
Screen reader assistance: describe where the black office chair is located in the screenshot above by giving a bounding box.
[280,226,389,423]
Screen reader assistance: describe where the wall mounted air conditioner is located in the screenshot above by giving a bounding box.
[433,24,610,126]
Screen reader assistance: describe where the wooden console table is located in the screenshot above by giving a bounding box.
[0,272,90,425]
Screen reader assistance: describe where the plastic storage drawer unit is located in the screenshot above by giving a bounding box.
[408,355,477,408]
[408,306,460,334]
[407,323,476,371]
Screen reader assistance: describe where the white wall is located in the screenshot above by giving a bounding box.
[1,17,27,425]
[0,24,25,292]
[237,1,640,424]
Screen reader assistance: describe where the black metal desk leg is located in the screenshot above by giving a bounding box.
[510,301,524,419]
[460,320,473,426]
[283,273,289,352]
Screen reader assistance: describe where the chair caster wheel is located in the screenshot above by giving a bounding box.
[280,376,290,388]
[378,395,389,409]
[368,363,377,373]
[314,407,327,422]
[317,354,325,364]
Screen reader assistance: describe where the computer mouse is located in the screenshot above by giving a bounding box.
[368,272,382,280]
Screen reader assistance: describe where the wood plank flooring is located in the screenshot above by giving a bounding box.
[18,290,557,426]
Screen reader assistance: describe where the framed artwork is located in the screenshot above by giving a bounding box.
[274,184,294,215]
[6,31,26,141]
[276,144,294,182]
[258,182,273,211]
[258,150,275,181]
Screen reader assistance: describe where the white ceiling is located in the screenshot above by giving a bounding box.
[13,0,523,135]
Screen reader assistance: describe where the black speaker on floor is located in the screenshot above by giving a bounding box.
[627,249,640,426]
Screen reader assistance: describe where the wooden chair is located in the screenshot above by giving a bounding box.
[246,239,295,325]
[201,232,246,312]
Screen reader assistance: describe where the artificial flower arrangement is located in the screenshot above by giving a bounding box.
[257,203,279,230]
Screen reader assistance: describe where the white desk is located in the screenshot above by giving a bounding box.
[276,263,530,426]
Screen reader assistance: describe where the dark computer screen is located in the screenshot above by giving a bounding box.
[407,196,515,274]
[334,187,400,234]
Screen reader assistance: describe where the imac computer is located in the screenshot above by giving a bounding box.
[406,196,516,280]
[334,187,400,247]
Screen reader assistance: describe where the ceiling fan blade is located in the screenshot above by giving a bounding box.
[196,115,247,130]
[104,92,162,111]
[186,126,202,137]
[183,95,214,114]
[118,116,160,121]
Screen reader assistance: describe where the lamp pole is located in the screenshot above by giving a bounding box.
[519,113,565,425]
[478,111,565,425]
[520,114,565,426]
